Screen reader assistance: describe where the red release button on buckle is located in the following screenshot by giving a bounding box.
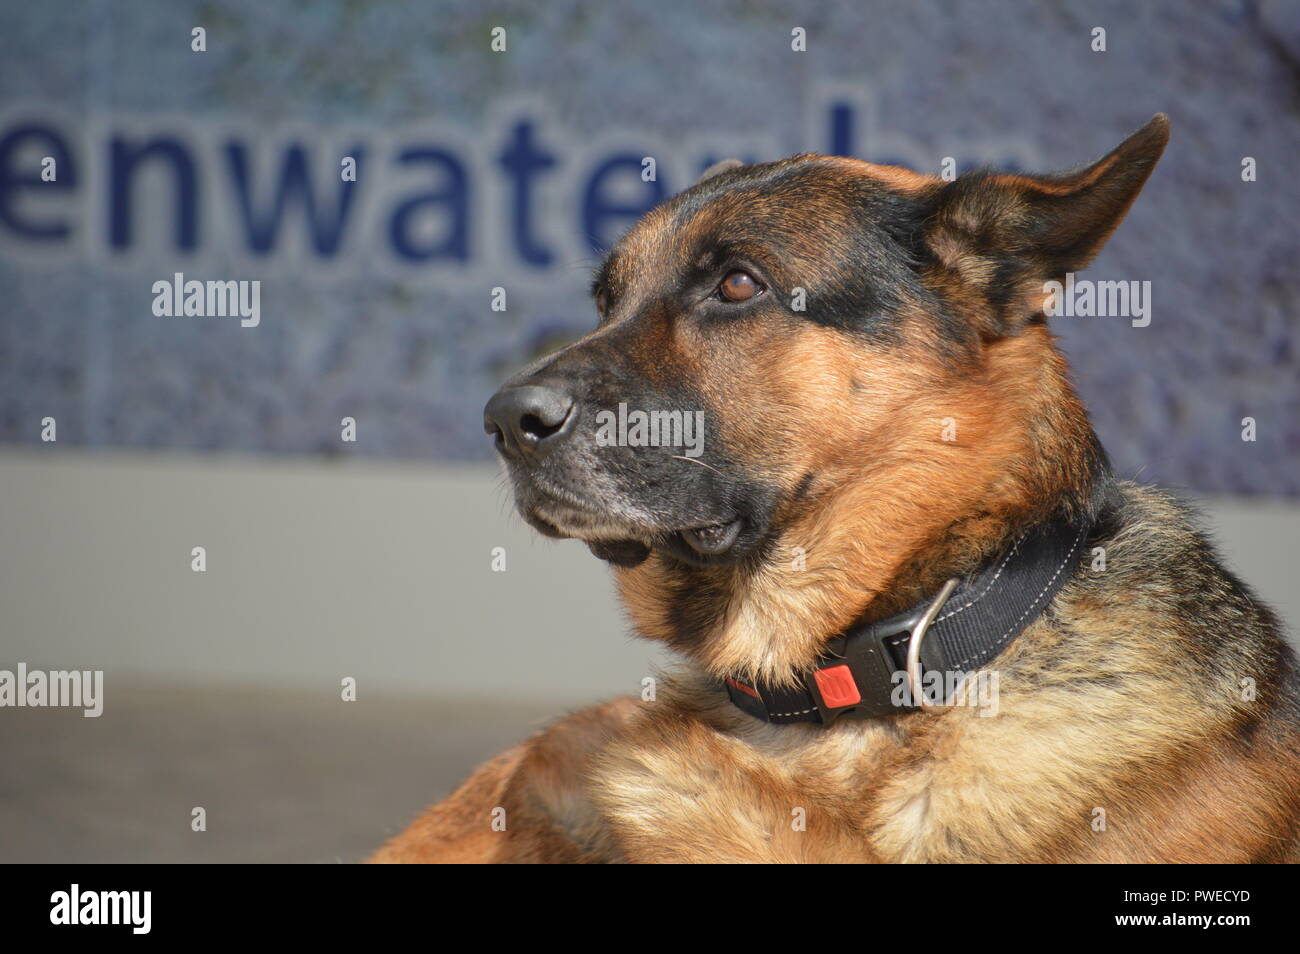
[813,664,861,709]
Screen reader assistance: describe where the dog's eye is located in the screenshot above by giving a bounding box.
[595,290,609,318]
[718,270,764,302]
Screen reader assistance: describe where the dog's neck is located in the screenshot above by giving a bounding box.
[614,326,1104,686]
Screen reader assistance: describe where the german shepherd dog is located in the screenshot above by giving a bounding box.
[373,115,1300,863]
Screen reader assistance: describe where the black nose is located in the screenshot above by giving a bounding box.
[484,383,577,458]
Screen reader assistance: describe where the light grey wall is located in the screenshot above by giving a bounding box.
[0,450,1294,704]
[0,450,664,704]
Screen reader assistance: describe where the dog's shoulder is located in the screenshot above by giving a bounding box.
[1064,479,1294,684]
[370,697,637,863]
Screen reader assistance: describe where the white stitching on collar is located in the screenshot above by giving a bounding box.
[934,532,1026,623]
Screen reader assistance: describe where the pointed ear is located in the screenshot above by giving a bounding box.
[695,158,745,184]
[925,114,1169,335]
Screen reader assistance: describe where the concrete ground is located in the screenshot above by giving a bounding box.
[0,686,564,863]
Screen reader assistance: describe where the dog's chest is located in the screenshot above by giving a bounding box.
[588,711,937,863]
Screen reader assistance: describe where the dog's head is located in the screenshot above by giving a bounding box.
[485,118,1168,606]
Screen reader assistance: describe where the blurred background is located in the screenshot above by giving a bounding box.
[0,0,1296,862]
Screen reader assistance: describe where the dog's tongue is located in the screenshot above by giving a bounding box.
[681,520,741,556]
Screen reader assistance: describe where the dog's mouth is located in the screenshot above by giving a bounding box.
[587,518,746,568]
[522,486,749,567]
[585,538,653,567]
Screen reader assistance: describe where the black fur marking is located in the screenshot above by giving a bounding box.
[659,158,944,342]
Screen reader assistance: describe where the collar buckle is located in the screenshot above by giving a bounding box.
[804,579,959,726]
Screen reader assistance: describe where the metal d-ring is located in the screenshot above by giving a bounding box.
[905,578,960,710]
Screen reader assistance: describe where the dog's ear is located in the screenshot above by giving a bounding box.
[925,114,1169,335]
[695,158,745,184]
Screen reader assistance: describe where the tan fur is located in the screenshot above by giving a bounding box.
[372,699,636,863]
[618,318,1092,687]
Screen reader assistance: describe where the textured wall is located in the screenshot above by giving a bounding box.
[0,0,1296,494]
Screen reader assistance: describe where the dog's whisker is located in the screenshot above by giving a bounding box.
[672,455,724,476]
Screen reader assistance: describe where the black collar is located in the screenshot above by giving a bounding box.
[723,511,1091,726]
